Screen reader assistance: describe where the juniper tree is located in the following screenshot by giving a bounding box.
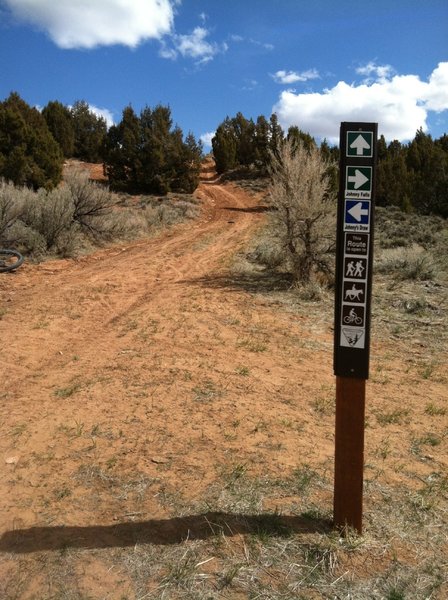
[0,92,63,189]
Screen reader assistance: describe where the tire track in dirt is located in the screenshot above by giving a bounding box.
[4,164,321,541]
[0,173,264,422]
[1,163,447,599]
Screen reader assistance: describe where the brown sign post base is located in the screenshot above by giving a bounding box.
[333,376,366,534]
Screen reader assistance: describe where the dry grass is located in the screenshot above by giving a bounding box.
[2,466,446,598]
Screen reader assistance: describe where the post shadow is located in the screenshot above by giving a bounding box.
[222,205,272,213]
[0,511,331,554]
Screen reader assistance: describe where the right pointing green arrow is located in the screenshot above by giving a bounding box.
[348,169,369,189]
[346,166,371,191]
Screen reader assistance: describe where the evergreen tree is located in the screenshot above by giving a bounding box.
[212,119,237,174]
[269,113,284,158]
[320,139,338,198]
[139,104,173,194]
[170,130,202,193]
[232,112,256,166]
[287,125,316,153]
[407,128,448,215]
[377,151,411,211]
[42,100,75,158]
[254,115,270,169]
[103,105,141,192]
[71,100,107,162]
[103,103,202,194]
[435,133,448,154]
[377,134,387,161]
[0,92,63,189]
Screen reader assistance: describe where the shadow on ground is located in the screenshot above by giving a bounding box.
[181,270,293,294]
[0,512,331,554]
[223,205,272,214]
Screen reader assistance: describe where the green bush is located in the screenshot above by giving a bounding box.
[375,206,444,250]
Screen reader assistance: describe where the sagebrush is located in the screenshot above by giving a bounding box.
[266,138,336,284]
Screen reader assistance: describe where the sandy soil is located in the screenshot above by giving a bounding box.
[0,161,446,596]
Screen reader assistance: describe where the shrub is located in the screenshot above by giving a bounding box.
[266,138,336,284]
[22,187,74,250]
[375,245,436,281]
[375,206,444,250]
[0,169,200,260]
[64,166,117,239]
[0,179,27,243]
[246,235,286,269]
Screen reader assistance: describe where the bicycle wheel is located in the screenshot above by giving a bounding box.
[0,249,24,273]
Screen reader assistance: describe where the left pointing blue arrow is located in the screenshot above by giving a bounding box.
[345,200,370,224]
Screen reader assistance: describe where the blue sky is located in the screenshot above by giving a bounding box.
[0,0,447,149]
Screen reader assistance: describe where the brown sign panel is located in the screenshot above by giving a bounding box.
[334,122,377,379]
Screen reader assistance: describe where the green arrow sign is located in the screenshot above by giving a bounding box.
[346,166,372,194]
[347,131,373,157]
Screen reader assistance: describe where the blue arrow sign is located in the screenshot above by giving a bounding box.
[345,200,370,225]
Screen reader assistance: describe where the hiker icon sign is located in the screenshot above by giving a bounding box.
[344,257,367,279]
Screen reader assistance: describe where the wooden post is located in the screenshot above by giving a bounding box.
[333,122,377,535]
[333,376,366,534]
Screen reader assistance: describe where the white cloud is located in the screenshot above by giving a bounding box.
[249,38,274,51]
[4,0,175,49]
[272,69,320,85]
[175,26,221,62]
[422,62,448,111]
[355,61,395,83]
[242,79,258,91]
[227,35,272,50]
[161,26,227,65]
[158,40,178,60]
[67,103,114,128]
[89,105,115,128]
[200,131,215,148]
[273,62,448,142]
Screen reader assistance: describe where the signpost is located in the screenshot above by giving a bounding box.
[333,122,377,534]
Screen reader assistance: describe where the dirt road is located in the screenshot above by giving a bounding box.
[0,163,447,597]
[0,165,334,535]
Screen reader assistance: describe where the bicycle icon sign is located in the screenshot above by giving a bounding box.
[341,305,364,327]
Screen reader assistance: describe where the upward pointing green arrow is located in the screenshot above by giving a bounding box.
[350,134,370,155]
